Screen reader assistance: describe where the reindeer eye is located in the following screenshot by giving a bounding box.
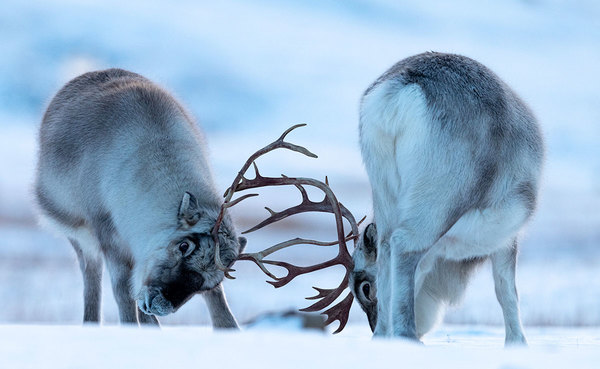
[360,281,372,302]
[178,242,190,255]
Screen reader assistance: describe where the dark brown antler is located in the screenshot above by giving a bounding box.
[212,124,364,333]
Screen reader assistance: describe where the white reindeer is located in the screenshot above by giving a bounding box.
[349,52,543,345]
[35,69,245,327]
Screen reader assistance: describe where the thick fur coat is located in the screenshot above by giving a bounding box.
[350,53,543,344]
[35,69,244,327]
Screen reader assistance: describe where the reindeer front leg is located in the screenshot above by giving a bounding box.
[389,243,423,339]
[374,239,424,340]
[202,284,239,329]
[375,199,456,339]
[374,240,392,337]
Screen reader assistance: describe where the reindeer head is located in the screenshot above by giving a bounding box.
[349,222,378,332]
[137,192,246,316]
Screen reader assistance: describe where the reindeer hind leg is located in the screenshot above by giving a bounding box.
[491,241,527,346]
[69,237,103,324]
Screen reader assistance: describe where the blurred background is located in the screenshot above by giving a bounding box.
[0,0,598,332]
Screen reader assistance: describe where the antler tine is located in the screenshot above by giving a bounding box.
[238,176,358,236]
[252,161,261,178]
[237,233,357,283]
[225,193,260,209]
[214,250,236,279]
[300,273,350,312]
[356,214,367,228]
[212,193,260,279]
[277,123,305,141]
[221,124,316,202]
[293,182,310,203]
[243,235,357,262]
[321,293,354,334]
[274,124,318,159]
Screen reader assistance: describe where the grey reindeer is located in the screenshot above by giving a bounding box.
[349,52,543,345]
[35,69,246,327]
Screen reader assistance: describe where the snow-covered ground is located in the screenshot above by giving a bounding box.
[1,325,599,369]
[1,0,599,361]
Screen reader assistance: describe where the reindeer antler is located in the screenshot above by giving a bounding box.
[212,124,363,333]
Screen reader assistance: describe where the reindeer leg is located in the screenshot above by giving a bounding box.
[137,307,160,326]
[104,252,138,324]
[378,192,462,339]
[202,284,239,329]
[491,241,527,346]
[70,238,102,324]
[373,241,392,337]
[389,244,424,339]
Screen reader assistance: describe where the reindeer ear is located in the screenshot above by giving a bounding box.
[363,223,377,258]
[237,237,247,254]
[178,192,201,229]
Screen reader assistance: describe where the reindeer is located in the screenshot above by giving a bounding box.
[351,52,544,344]
[214,53,542,346]
[35,69,245,328]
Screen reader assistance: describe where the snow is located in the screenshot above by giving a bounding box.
[0,0,599,363]
[0,325,599,369]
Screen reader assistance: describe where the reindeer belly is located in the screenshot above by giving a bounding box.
[436,199,529,261]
